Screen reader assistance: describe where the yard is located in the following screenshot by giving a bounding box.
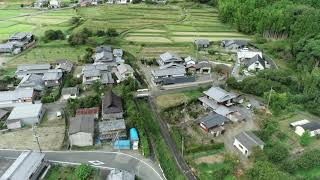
[0,114,65,150]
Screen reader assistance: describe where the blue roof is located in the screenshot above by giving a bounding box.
[114,140,130,146]
[130,128,139,141]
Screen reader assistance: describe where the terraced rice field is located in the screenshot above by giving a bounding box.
[0,8,76,41]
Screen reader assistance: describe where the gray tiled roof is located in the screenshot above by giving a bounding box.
[9,32,32,41]
[17,64,51,72]
[42,69,62,81]
[214,105,234,116]
[301,122,320,131]
[152,67,186,77]
[196,61,211,69]
[204,87,237,103]
[99,119,126,133]
[18,74,44,91]
[117,64,134,75]
[235,131,264,150]
[102,91,123,114]
[0,88,34,102]
[96,45,112,53]
[159,52,182,63]
[200,113,227,129]
[222,40,247,48]
[194,39,210,46]
[7,104,42,120]
[69,115,95,135]
[159,62,185,70]
[95,51,113,62]
[244,54,265,68]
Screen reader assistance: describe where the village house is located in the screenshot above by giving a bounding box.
[102,91,123,121]
[107,169,135,180]
[42,69,63,87]
[61,87,80,100]
[157,52,183,66]
[82,64,114,85]
[15,64,51,79]
[55,60,73,73]
[6,104,45,129]
[99,119,126,141]
[17,74,45,91]
[294,121,320,137]
[0,88,34,108]
[214,105,244,122]
[237,48,263,61]
[199,113,228,137]
[184,56,197,69]
[243,54,268,72]
[198,86,238,109]
[76,107,99,119]
[94,45,116,66]
[233,131,265,157]
[0,32,35,54]
[115,64,134,82]
[0,43,16,54]
[194,39,210,50]
[69,115,95,147]
[221,40,247,50]
[0,150,49,180]
[196,61,212,74]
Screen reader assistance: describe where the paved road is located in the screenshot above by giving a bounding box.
[148,97,197,180]
[0,150,164,180]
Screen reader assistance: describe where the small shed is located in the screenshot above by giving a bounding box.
[61,87,80,100]
[233,131,264,157]
[69,115,95,147]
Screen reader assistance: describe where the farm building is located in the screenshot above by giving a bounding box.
[157,52,183,66]
[199,86,238,108]
[221,40,247,50]
[196,61,211,74]
[115,64,134,82]
[237,48,263,61]
[82,64,114,85]
[61,87,80,100]
[69,115,95,147]
[55,60,73,73]
[244,54,268,72]
[0,88,34,108]
[6,104,45,129]
[15,64,51,79]
[295,122,320,137]
[102,91,123,120]
[233,131,265,157]
[42,69,63,87]
[76,107,99,119]
[130,128,139,150]
[0,150,49,180]
[107,169,135,180]
[194,39,210,50]
[99,119,126,141]
[199,113,227,136]
[17,74,45,91]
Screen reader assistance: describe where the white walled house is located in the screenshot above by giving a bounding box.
[244,55,266,72]
[69,115,94,147]
[295,122,320,137]
[237,49,262,61]
[6,104,45,129]
[233,131,264,157]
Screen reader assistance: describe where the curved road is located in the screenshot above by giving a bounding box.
[0,150,164,180]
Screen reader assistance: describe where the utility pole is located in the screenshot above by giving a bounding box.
[32,125,42,153]
[267,86,273,109]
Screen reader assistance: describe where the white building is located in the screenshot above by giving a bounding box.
[233,131,264,157]
[295,122,320,137]
[237,48,262,61]
[115,64,134,82]
[6,104,45,129]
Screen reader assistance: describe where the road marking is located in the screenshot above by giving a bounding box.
[88,160,104,166]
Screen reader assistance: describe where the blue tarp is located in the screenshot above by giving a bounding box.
[113,140,131,149]
[130,128,139,141]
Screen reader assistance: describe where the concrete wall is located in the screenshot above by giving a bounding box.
[233,138,250,156]
[70,132,93,147]
[7,121,22,129]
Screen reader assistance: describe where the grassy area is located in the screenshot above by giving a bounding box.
[295,166,320,179]
[156,89,203,110]
[44,164,100,180]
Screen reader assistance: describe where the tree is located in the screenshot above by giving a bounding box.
[265,142,289,163]
[43,30,65,42]
[300,131,312,146]
[75,164,93,180]
[245,161,292,180]
[106,28,119,37]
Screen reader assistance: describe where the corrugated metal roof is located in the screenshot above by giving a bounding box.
[7,104,42,120]
[69,115,95,135]
[99,119,126,132]
[204,87,237,103]
[235,131,264,150]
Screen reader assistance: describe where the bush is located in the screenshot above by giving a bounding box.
[75,164,93,180]
[96,30,106,37]
[300,132,312,146]
[70,17,81,25]
[106,28,119,37]
[43,30,65,42]
[41,88,61,103]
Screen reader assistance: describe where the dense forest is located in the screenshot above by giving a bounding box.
[218,0,320,115]
[217,0,320,179]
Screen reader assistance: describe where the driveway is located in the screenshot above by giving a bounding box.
[0,150,164,180]
[43,101,67,121]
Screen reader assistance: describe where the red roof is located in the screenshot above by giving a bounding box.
[76,107,99,116]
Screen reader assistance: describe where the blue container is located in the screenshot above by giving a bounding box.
[113,140,131,150]
[130,128,139,141]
